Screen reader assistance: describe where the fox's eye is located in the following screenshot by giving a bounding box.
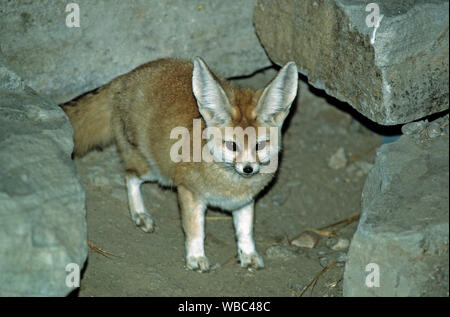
[256,141,266,151]
[225,141,238,152]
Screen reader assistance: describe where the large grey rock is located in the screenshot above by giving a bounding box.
[0,53,88,296]
[0,0,271,104]
[343,116,449,296]
[254,0,449,125]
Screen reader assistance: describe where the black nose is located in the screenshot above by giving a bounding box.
[243,166,253,174]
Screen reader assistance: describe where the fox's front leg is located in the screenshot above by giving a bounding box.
[233,202,264,269]
[178,185,209,272]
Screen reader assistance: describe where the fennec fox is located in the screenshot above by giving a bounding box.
[62,57,298,272]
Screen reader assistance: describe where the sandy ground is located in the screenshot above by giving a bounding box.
[74,70,381,297]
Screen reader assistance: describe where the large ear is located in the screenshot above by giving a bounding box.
[192,57,234,127]
[254,61,298,126]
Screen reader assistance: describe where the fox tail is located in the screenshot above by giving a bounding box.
[60,86,113,156]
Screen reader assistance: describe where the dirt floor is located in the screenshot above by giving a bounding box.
[74,69,381,297]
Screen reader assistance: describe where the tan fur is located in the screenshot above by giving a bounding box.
[61,58,297,271]
[63,59,273,198]
[61,86,114,156]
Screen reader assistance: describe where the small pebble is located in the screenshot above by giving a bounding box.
[336,252,348,263]
[356,161,374,175]
[319,257,330,267]
[326,237,350,251]
[291,232,319,249]
[210,262,221,271]
[345,164,358,174]
[328,147,347,170]
[401,120,428,135]
[426,122,442,138]
[265,245,297,259]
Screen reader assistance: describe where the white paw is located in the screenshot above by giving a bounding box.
[238,251,265,269]
[186,256,210,272]
[132,212,155,233]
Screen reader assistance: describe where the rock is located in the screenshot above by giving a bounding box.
[0,54,25,91]
[426,122,442,139]
[401,115,449,140]
[0,51,88,296]
[343,123,449,296]
[328,147,347,170]
[254,0,449,125]
[265,245,298,259]
[348,161,374,178]
[1,0,271,104]
[401,120,428,136]
[291,232,319,249]
[336,252,348,263]
[326,237,350,251]
[210,262,222,271]
[319,257,330,267]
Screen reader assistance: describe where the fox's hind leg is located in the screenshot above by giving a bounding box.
[114,119,156,233]
[125,172,156,233]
